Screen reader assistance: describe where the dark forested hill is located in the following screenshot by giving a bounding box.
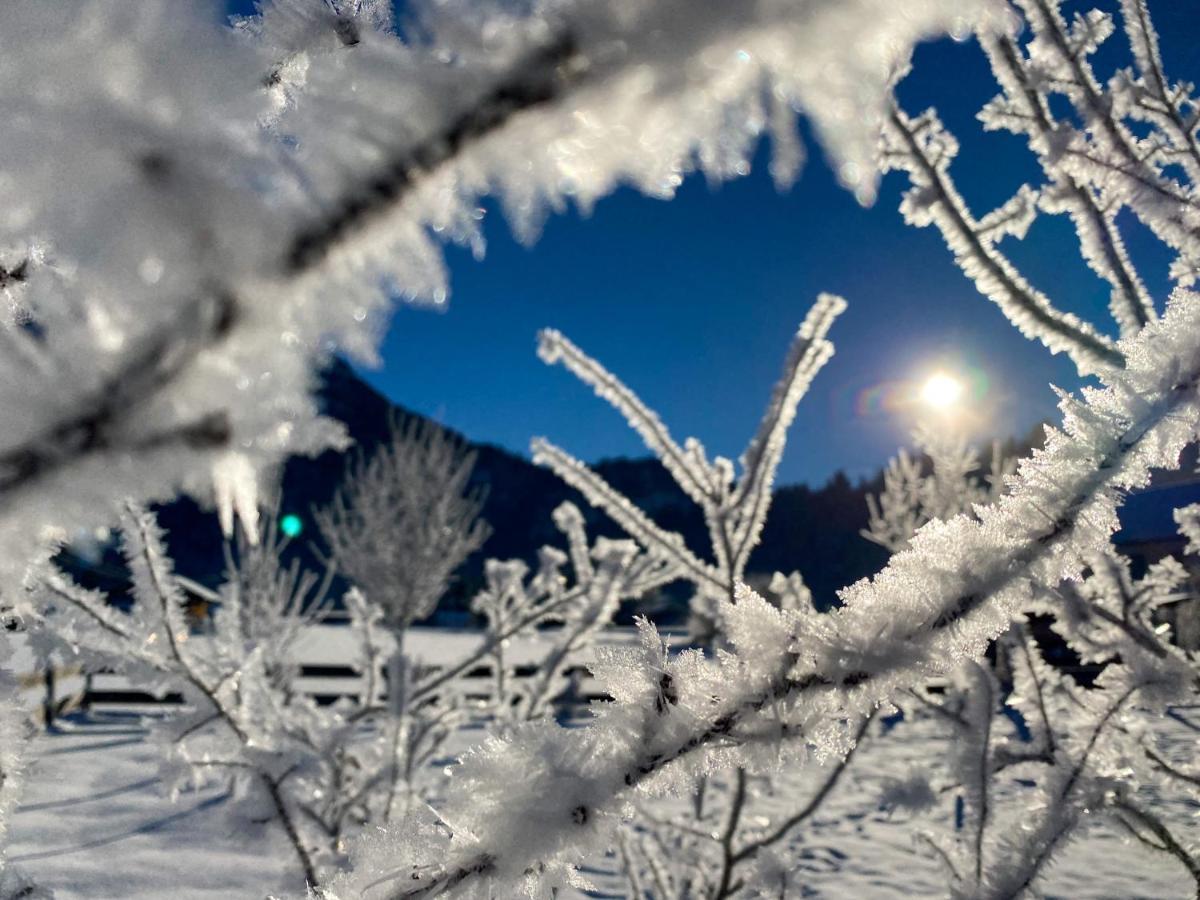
[58,359,921,624]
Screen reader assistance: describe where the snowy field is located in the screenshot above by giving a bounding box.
[10,697,1198,899]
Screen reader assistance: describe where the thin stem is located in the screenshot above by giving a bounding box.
[1122,0,1200,181]
[971,676,994,888]
[906,688,969,728]
[712,769,747,900]
[996,682,1142,900]
[730,714,872,867]
[407,592,569,706]
[263,771,320,889]
[1014,626,1057,759]
[616,828,648,900]
[1111,798,1200,897]
[917,832,961,883]
[1145,746,1200,789]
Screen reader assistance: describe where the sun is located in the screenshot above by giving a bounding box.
[920,372,964,410]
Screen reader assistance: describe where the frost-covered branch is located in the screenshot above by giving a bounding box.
[5,1,1199,895]
[533,299,845,896]
[1116,0,1200,185]
[0,2,994,877]
[1014,0,1200,286]
[1110,797,1200,896]
[470,503,674,723]
[902,528,1200,897]
[535,331,717,508]
[530,439,717,592]
[34,505,423,888]
[727,712,872,869]
[979,30,1156,336]
[534,293,845,654]
[0,653,41,899]
[324,292,1200,897]
[881,104,1121,372]
[978,674,1148,900]
[729,294,846,569]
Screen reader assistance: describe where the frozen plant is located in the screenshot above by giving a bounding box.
[1,0,1196,896]
[349,497,677,728]
[326,284,1200,897]
[864,428,1015,554]
[468,501,677,725]
[864,431,1197,898]
[320,0,1200,892]
[316,415,489,819]
[29,492,669,890]
[33,505,412,888]
[534,292,845,638]
[896,543,1200,899]
[316,415,490,635]
[881,0,1200,376]
[339,496,672,824]
[533,296,870,895]
[0,1,990,877]
[867,1,1200,896]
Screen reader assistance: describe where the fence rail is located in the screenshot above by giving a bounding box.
[19,624,672,726]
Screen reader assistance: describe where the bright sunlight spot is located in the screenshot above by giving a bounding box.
[919,372,964,411]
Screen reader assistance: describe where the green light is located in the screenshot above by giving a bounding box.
[279,514,303,538]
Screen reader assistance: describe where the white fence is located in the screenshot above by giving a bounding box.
[13,624,683,723]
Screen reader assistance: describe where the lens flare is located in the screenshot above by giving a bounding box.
[844,363,988,426]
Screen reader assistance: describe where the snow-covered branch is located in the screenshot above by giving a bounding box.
[534,294,845,649]
[470,507,670,723]
[530,439,718,593]
[729,294,846,569]
[1116,0,1200,186]
[881,105,1121,372]
[536,331,717,509]
[978,30,1156,336]
[1014,0,1200,287]
[325,291,1200,897]
[35,506,399,887]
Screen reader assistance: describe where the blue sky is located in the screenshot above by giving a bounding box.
[246,1,1199,487]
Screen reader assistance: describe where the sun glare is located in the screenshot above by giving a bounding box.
[920,372,964,410]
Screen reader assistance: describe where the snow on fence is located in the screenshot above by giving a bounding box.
[23,624,678,720]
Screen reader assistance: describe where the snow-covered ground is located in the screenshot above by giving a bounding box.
[9,710,298,898]
[10,701,1198,898]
